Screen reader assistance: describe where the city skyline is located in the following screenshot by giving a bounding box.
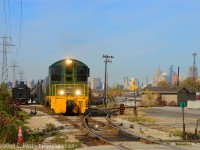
[0,0,200,85]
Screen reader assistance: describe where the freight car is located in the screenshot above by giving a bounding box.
[31,58,90,114]
[12,81,30,104]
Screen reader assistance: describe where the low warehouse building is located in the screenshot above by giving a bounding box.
[141,87,196,106]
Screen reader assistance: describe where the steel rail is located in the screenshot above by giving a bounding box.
[90,108,184,150]
[84,110,128,150]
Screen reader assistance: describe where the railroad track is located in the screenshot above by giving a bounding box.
[83,108,184,150]
[23,105,186,149]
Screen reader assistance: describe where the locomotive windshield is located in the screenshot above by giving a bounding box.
[77,66,88,81]
[51,65,61,81]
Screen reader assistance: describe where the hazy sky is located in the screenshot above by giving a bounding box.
[0,0,200,86]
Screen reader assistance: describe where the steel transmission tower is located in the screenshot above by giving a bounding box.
[9,61,19,81]
[18,69,24,82]
[103,54,114,108]
[0,36,15,83]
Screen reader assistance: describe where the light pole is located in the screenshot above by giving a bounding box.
[103,54,114,108]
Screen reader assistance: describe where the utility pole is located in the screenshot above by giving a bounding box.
[9,61,19,81]
[0,36,15,83]
[103,54,114,108]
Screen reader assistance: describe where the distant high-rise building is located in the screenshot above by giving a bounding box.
[172,72,178,85]
[131,77,139,87]
[124,76,129,90]
[188,53,198,79]
[152,67,162,86]
[90,78,102,90]
[161,73,168,81]
[168,65,173,85]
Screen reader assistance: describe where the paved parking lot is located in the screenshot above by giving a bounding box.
[141,107,200,132]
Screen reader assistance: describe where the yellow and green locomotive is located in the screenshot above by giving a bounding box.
[31,58,90,114]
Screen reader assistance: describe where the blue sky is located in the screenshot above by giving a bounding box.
[0,0,200,86]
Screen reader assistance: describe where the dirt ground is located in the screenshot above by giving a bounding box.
[20,104,200,149]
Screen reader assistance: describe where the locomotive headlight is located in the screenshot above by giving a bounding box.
[66,58,72,64]
[75,90,81,96]
[59,90,65,95]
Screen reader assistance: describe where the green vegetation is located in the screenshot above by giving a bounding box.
[158,80,169,87]
[180,77,200,91]
[26,129,44,144]
[96,104,105,108]
[49,132,81,149]
[175,142,191,146]
[107,84,121,101]
[124,114,155,125]
[140,90,159,107]
[172,130,183,138]
[44,123,56,132]
[0,83,26,144]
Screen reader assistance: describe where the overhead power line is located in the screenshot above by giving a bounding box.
[7,0,12,36]
[3,0,8,34]
[9,61,19,81]
[17,0,23,54]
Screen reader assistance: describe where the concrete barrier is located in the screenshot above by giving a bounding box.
[187,100,200,109]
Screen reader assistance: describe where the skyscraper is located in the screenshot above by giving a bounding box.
[168,65,173,85]
[124,76,129,90]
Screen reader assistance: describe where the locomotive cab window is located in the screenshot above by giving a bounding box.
[77,66,88,81]
[51,65,61,81]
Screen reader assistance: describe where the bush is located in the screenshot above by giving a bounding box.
[0,83,25,144]
[141,90,159,107]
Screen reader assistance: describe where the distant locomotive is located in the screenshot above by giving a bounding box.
[12,81,30,104]
[31,58,90,114]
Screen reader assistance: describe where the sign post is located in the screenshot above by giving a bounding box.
[180,102,187,140]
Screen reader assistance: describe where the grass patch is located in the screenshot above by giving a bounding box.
[96,104,105,109]
[49,132,81,149]
[175,142,191,146]
[64,142,81,150]
[49,132,67,144]
[19,110,30,120]
[172,130,183,138]
[124,115,156,125]
[25,128,45,144]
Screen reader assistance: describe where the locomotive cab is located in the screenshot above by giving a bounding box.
[45,58,90,114]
